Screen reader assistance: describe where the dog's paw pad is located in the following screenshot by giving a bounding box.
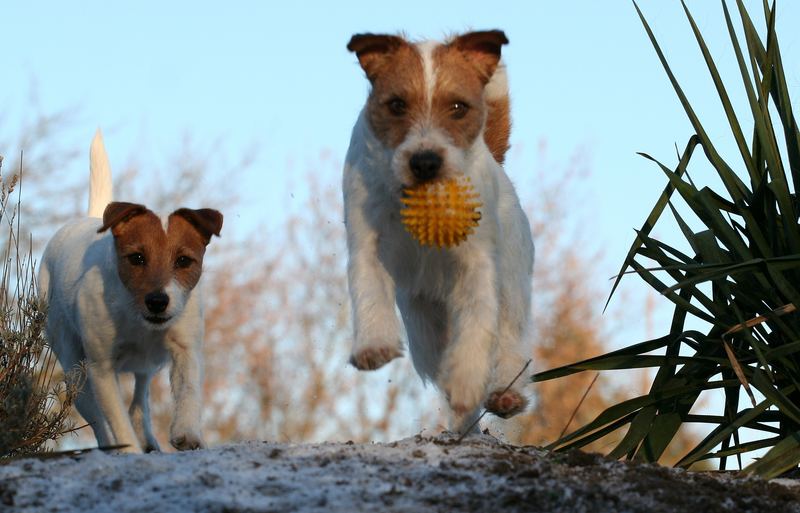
[349,346,402,371]
[485,389,528,419]
[144,444,161,453]
[170,434,206,451]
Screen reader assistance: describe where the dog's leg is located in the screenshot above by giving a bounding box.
[347,248,403,370]
[399,294,491,433]
[485,350,529,419]
[129,372,160,452]
[73,378,113,447]
[486,228,533,419]
[166,337,206,451]
[484,299,530,418]
[345,186,403,370]
[440,248,498,430]
[86,362,142,453]
[459,408,483,436]
[397,293,446,382]
[49,330,113,447]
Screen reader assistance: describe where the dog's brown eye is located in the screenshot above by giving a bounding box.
[127,253,146,266]
[387,97,407,116]
[175,255,194,269]
[450,101,470,120]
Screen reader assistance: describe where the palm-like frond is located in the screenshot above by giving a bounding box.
[532,0,800,478]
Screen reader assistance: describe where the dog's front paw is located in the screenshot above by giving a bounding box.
[116,444,143,454]
[485,388,528,419]
[441,353,489,418]
[443,373,486,419]
[170,432,206,451]
[349,345,402,371]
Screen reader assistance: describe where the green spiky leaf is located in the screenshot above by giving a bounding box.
[533,0,800,477]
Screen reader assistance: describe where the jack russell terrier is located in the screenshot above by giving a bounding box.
[343,30,534,431]
[39,130,222,453]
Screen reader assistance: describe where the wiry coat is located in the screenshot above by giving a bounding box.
[343,31,534,430]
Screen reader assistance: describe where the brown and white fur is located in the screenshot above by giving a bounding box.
[38,130,223,453]
[343,30,534,431]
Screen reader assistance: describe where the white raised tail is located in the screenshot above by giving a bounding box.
[88,129,113,218]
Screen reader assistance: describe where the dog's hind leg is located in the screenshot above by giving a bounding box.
[130,372,160,452]
[398,293,446,384]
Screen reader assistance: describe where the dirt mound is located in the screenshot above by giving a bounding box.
[1,433,797,512]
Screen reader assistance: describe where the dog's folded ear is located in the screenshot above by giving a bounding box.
[98,202,148,234]
[449,30,509,83]
[170,208,223,245]
[347,33,407,82]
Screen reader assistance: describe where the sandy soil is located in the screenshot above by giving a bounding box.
[1,432,798,513]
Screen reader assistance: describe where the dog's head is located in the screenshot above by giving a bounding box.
[348,30,510,189]
[98,202,223,330]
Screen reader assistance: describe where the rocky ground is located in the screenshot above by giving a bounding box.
[1,432,798,513]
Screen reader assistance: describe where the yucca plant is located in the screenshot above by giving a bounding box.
[531,0,800,478]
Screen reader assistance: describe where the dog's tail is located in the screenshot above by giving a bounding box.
[484,63,510,165]
[88,128,113,218]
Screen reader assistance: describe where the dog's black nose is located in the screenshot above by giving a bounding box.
[409,150,443,182]
[145,292,170,314]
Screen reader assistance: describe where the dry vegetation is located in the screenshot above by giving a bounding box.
[1,113,695,462]
[0,156,81,458]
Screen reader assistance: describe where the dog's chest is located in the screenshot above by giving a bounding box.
[378,218,459,299]
[112,334,169,373]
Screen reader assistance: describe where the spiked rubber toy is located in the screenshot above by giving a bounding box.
[400,177,482,248]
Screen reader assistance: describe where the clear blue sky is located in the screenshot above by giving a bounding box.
[3,1,800,334]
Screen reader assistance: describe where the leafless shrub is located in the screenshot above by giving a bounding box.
[0,156,82,458]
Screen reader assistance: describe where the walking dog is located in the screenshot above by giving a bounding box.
[39,130,222,452]
[343,30,534,430]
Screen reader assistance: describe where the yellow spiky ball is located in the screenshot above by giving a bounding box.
[400,177,482,248]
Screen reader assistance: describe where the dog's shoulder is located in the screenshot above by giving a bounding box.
[42,217,115,283]
[44,217,106,256]
[344,111,396,205]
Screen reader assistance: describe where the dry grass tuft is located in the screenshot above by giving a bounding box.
[0,154,82,458]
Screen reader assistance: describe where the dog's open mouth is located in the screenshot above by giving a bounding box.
[144,315,172,325]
